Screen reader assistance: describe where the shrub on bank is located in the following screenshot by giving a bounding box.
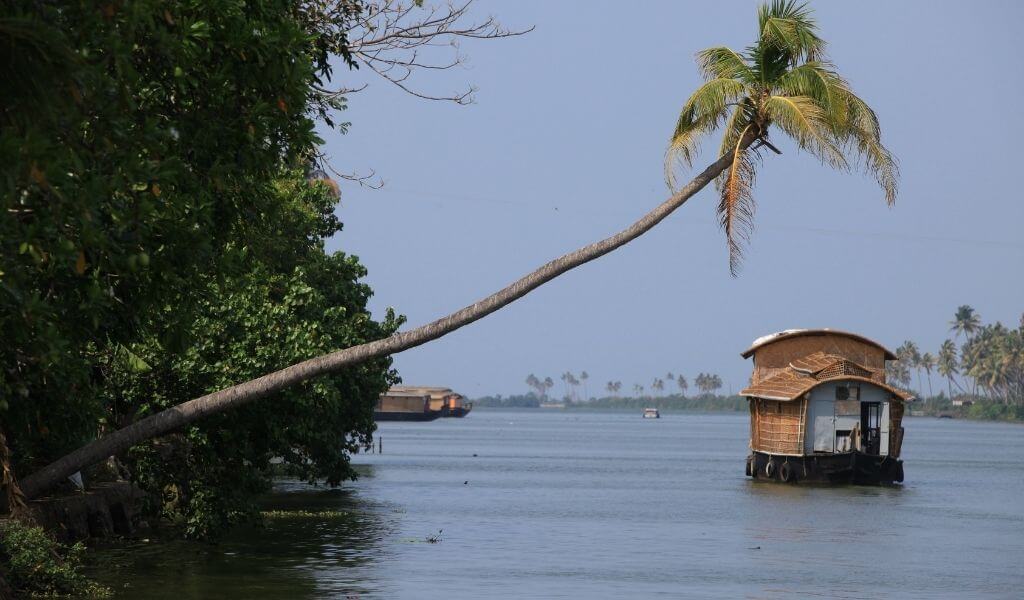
[0,519,110,598]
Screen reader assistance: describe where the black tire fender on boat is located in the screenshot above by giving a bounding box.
[745,456,754,477]
[764,460,776,479]
[894,461,905,483]
[779,461,794,483]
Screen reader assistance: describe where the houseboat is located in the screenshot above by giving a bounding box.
[740,329,912,485]
[388,385,473,418]
[374,391,440,421]
[642,408,660,419]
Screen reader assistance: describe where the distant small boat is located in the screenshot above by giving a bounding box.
[540,402,566,409]
[642,408,660,419]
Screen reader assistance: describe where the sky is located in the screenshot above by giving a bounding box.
[321,0,1024,398]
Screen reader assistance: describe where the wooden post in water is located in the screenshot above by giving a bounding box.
[378,437,383,454]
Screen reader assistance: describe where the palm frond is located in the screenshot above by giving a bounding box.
[764,95,848,170]
[835,90,898,205]
[696,46,756,84]
[664,78,748,189]
[717,125,759,276]
[715,102,754,190]
[758,0,824,63]
[773,61,849,124]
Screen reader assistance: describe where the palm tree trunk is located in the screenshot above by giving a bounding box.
[20,133,758,500]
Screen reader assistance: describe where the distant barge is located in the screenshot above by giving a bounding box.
[374,391,441,421]
[374,386,472,421]
[740,329,912,485]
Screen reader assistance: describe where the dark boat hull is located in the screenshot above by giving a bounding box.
[446,405,472,418]
[746,451,904,485]
[374,410,442,422]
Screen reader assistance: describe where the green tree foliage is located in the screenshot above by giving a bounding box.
[1,0,358,474]
[960,320,1024,404]
[891,306,1022,407]
[102,175,401,537]
[0,518,110,597]
[1,1,403,535]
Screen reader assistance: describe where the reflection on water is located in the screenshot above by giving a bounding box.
[89,411,1024,599]
[90,481,394,598]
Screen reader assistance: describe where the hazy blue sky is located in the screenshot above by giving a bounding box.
[322,0,1024,398]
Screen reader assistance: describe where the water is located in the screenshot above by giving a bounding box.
[90,410,1024,598]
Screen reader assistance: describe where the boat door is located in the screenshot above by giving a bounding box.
[861,402,882,455]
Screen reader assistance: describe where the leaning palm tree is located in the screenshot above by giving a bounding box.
[665,0,896,272]
[19,1,899,500]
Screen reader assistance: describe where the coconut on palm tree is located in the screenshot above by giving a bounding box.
[20,1,900,500]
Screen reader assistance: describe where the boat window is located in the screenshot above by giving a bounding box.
[835,385,861,404]
[835,430,852,452]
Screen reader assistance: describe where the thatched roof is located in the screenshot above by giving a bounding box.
[741,353,913,402]
[740,329,897,360]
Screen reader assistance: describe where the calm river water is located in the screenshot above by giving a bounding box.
[90,410,1024,598]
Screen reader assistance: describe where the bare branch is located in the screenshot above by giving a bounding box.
[337,0,533,104]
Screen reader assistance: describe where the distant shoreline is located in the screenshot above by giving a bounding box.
[471,394,1022,422]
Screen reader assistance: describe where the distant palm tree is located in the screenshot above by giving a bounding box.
[886,360,912,390]
[633,384,644,398]
[525,374,543,397]
[652,378,665,396]
[950,305,981,340]
[580,371,590,401]
[676,375,689,398]
[896,341,922,394]
[919,352,935,398]
[937,339,961,398]
[709,374,723,396]
[606,381,618,398]
[543,377,555,400]
[665,0,897,273]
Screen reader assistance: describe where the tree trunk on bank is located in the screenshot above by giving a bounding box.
[20,132,757,500]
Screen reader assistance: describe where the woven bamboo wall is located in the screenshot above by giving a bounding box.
[889,400,905,458]
[378,394,429,412]
[751,398,805,455]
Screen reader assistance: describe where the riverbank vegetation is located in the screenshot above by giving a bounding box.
[476,389,745,412]
[525,371,726,403]
[475,393,747,412]
[887,306,1023,419]
[0,519,110,598]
